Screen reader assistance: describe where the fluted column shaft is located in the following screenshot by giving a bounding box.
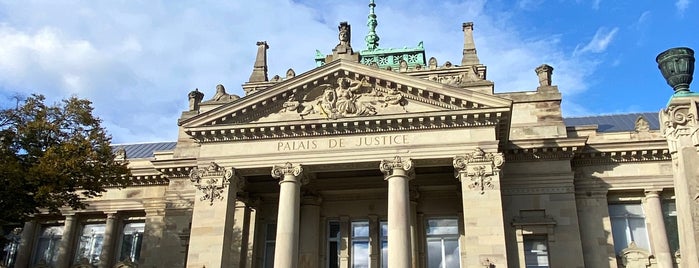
[272,163,304,268]
[644,190,674,268]
[380,156,413,268]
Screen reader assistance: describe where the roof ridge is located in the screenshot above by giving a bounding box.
[111,141,176,146]
[563,112,656,119]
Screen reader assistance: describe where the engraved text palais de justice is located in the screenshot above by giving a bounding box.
[277,134,409,151]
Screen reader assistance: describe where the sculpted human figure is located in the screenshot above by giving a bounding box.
[210,84,240,102]
[334,78,364,116]
[339,22,350,46]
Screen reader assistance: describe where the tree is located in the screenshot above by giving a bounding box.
[0,94,130,235]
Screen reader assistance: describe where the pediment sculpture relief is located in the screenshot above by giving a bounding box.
[282,76,407,120]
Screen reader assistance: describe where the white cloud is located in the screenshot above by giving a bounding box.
[676,0,691,14]
[0,0,605,142]
[573,27,619,56]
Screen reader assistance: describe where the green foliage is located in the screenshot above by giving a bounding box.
[0,94,131,227]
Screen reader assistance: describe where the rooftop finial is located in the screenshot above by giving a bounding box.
[365,0,380,51]
[248,41,269,82]
[461,22,480,66]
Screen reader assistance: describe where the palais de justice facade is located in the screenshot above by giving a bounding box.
[3,2,699,268]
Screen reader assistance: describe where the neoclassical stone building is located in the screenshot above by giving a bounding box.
[3,2,698,268]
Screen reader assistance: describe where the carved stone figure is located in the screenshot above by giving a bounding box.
[188,88,204,111]
[115,147,126,161]
[286,68,296,79]
[338,22,351,48]
[381,87,405,107]
[399,60,408,72]
[428,57,438,70]
[210,84,240,102]
[635,116,650,132]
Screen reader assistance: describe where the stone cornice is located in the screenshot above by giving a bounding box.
[151,157,198,178]
[184,108,510,143]
[504,137,587,162]
[572,140,671,166]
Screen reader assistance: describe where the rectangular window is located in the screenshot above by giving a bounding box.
[426,218,460,268]
[74,223,106,265]
[263,223,276,268]
[33,225,63,266]
[662,200,679,254]
[524,235,549,268]
[1,227,22,267]
[351,221,370,268]
[117,221,145,263]
[609,203,650,254]
[380,221,388,268]
[327,221,340,268]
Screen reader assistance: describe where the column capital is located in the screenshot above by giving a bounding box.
[271,162,304,183]
[660,97,699,152]
[189,161,242,205]
[644,188,663,198]
[453,147,504,194]
[379,155,414,179]
[453,147,504,172]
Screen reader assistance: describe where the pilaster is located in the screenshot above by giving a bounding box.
[140,204,165,268]
[299,193,322,268]
[574,189,618,268]
[186,162,243,268]
[380,155,414,268]
[660,96,699,267]
[453,147,508,267]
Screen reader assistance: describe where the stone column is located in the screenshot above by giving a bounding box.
[644,190,674,268]
[186,162,243,268]
[14,219,37,268]
[139,205,165,267]
[380,156,414,268]
[231,201,253,268]
[271,162,304,268]
[299,194,321,268]
[453,147,509,267]
[56,214,78,268]
[660,96,699,268]
[98,212,119,268]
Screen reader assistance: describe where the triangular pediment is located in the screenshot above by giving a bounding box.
[181,60,512,142]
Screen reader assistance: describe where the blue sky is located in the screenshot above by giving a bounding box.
[0,0,696,143]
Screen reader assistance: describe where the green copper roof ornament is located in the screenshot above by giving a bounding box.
[365,0,380,51]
